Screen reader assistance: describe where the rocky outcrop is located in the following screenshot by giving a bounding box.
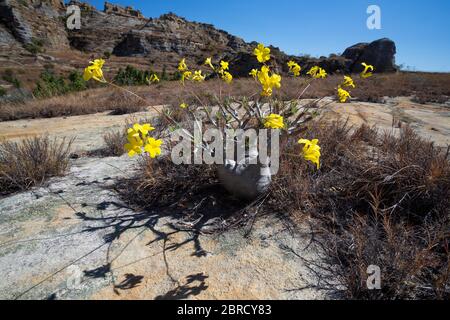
[104,1,143,18]
[0,0,68,48]
[343,38,397,73]
[0,0,397,78]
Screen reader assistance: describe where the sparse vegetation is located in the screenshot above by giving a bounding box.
[33,70,87,99]
[2,69,21,89]
[270,122,450,299]
[23,38,45,55]
[114,65,155,86]
[0,136,73,195]
[98,129,127,157]
[1,72,449,122]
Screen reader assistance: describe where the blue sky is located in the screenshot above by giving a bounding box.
[79,0,450,72]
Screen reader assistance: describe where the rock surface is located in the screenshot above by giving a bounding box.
[343,38,397,73]
[0,0,69,48]
[0,154,324,300]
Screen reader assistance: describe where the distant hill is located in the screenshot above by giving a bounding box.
[0,0,397,86]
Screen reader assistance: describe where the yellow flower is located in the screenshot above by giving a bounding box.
[221,71,233,84]
[125,142,142,157]
[298,138,321,169]
[253,43,271,63]
[287,60,301,77]
[181,71,192,84]
[342,75,355,88]
[249,69,258,78]
[220,60,229,71]
[192,70,206,82]
[83,59,106,82]
[180,102,188,109]
[178,58,188,72]
[147,74,160,84]
[204,57,214,70]
[144,137,163,158]
[307,66,327,79]
[257,66,281,97]
[337,86,351,103]
[124,123,157,157]
[134,123,155,136]
[264,114,284,129]
[361,62,374,78]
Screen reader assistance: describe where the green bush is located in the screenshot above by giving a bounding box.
[33,70,87,98]
[67,71,87,92]
[0,86,6,97]
[114,65,154,86]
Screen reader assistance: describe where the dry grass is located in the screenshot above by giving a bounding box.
[271,121,450,299]
[88,129,127,157]
[2,72,449,122]
[0,136,73,195]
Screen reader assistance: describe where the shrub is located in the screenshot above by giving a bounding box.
[33,70,86,98]
[0,86,6,97]
[67,71,87,92]
[0,136,74,195]
[271,122,450,299]
[100,129,127,157]
[114,65,153,86]
[24,38,45,55]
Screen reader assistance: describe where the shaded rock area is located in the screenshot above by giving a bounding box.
[0,155,324,300]
[343,38,397,73]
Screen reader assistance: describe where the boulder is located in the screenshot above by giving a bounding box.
[343,38,397,73]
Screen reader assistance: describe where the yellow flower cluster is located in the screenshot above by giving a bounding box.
[264,114,285,129]
[335,63,373,103]
[337,87,352,103]
[287,60,301,77]
[82,47,328,170]
[125,123,163,158]
[307,66,327,79]
[83,59,106,82]
[251,44,282,97]
[336,75,355,103]
[253,43,271,63]
[258,65,282,97]
[178,58,205,84]
[203,57,233,84]
[298,139,321,169]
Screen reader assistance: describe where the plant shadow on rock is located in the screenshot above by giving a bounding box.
[75,158,258,298]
